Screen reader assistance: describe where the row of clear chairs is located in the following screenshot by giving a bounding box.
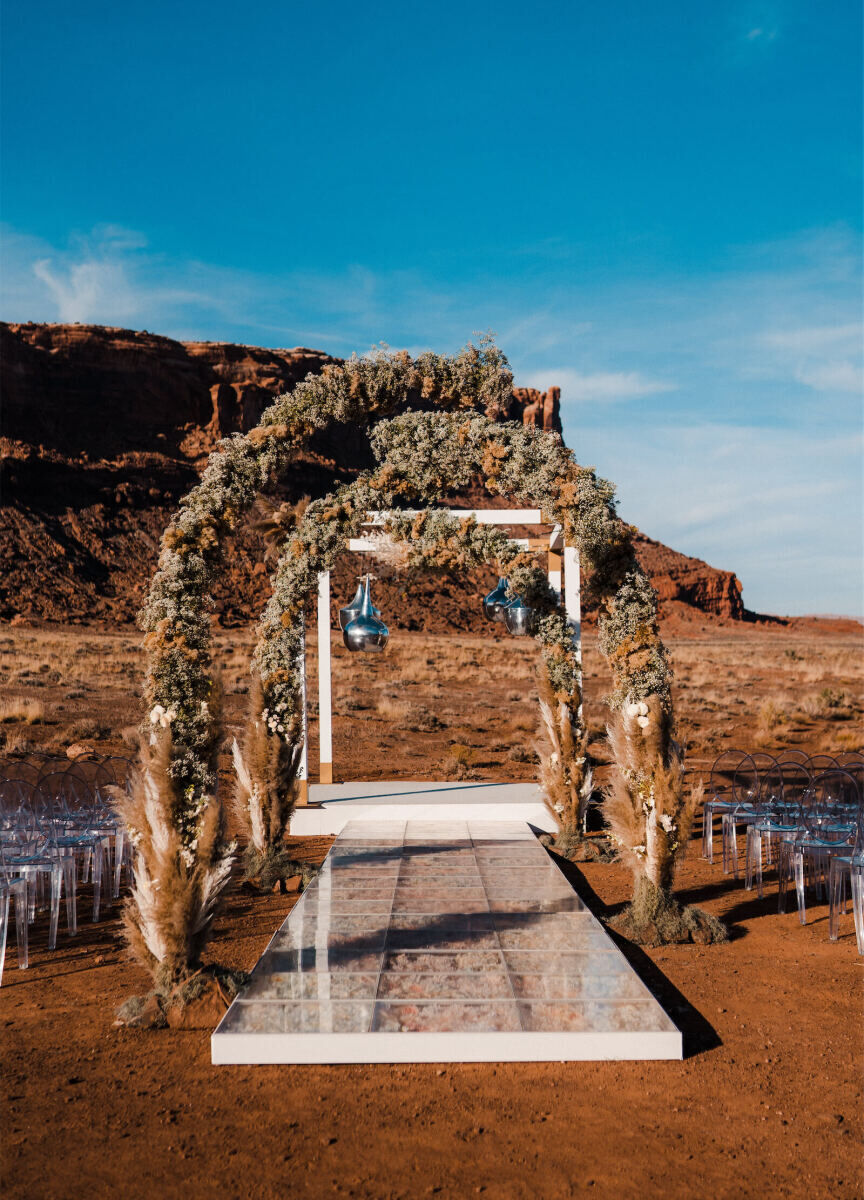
[0,752,134,984]
[700,748,864,953]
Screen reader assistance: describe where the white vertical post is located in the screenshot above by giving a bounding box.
[317,570,333,784]
[563,544,583,719]
[297,616,309,805]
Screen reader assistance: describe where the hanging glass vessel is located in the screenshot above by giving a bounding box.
[339,578,380,630]
[343,575,389,653]
[483,577,511,622]
[503,595,532,637]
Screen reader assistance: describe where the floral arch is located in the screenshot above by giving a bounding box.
[122,341,718,989]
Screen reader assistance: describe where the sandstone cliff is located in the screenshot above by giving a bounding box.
[0,322,750,627]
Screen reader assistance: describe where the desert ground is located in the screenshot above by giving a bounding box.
[1,617,862,1198]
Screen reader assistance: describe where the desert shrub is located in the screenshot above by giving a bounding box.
[798,689,854,721]
[0,698,44,724]
[3,733,38,756]
[836,730,863,750]
[67,717,111,740]
[407,705,443,732]
[758,700,785,731]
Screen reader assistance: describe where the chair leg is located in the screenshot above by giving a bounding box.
[851,870,864,957]
[778,843,790,913]
[794,848,807,925]
[0,892,9,987]
[722,815,740,878]
[829,859,846,942]
[25,868,37,924]
[745,826,755,890]
[722,815,731,874]
[63,857,78,936]
[48,865,63,950]
[702,807,714,862]
[113,830,125,899]
[746,828,764,898]
[13,885,28,970]
[91,843,103,923]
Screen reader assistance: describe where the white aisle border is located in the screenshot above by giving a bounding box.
[295,510,580,802]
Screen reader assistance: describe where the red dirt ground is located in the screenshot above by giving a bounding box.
[1,621,862,1199]
[2,837,861,1200]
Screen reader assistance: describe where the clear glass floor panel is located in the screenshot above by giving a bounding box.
[213,819,682,1063]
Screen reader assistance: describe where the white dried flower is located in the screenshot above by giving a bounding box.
[637,715,650,729]
[660,813,675,833]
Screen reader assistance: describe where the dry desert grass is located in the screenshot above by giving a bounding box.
[0,621,861,781]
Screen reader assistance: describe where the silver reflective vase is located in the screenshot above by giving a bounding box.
[503,596,532,636]
[339,579,381,630]
[338,581,365,631]
[343,576,389,653]
[483,577,511,622]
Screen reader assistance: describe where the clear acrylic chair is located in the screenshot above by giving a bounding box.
[782,769,858,925]
[828,770,863,948]
[94,763,134,896]
[36,774,106,923]
[806,753,838,775]
[745,763,808,898]
[702,750,755,863]
[0,840,29,982]
[721,755,766,877]
[777,749,809,768]
[1,786,75,949]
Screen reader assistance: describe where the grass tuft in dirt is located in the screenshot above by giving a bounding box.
[608,875,728,947]
[116,964,250,1031]
[242,843,318,893]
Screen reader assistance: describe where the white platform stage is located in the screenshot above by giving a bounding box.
[291,781,558,836]
[212,803,682,1065]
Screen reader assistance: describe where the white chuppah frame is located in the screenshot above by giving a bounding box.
[296,509,580,803]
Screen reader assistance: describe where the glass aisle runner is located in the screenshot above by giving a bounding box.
[212,821,682,1063]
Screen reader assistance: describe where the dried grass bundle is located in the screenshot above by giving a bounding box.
[111,729,235,983]
[602,699,693,887]
[536,670,592,840]
[231,674,301,858]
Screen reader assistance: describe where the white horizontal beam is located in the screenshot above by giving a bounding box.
[347,536,531,552]
[362,509,546,527]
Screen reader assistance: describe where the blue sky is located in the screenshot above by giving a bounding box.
[2,1,861,615]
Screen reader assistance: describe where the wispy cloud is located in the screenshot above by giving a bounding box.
[524,368,675,403]
[760,323,861,354]
[745,26,778,42]
[795,361,862,394]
